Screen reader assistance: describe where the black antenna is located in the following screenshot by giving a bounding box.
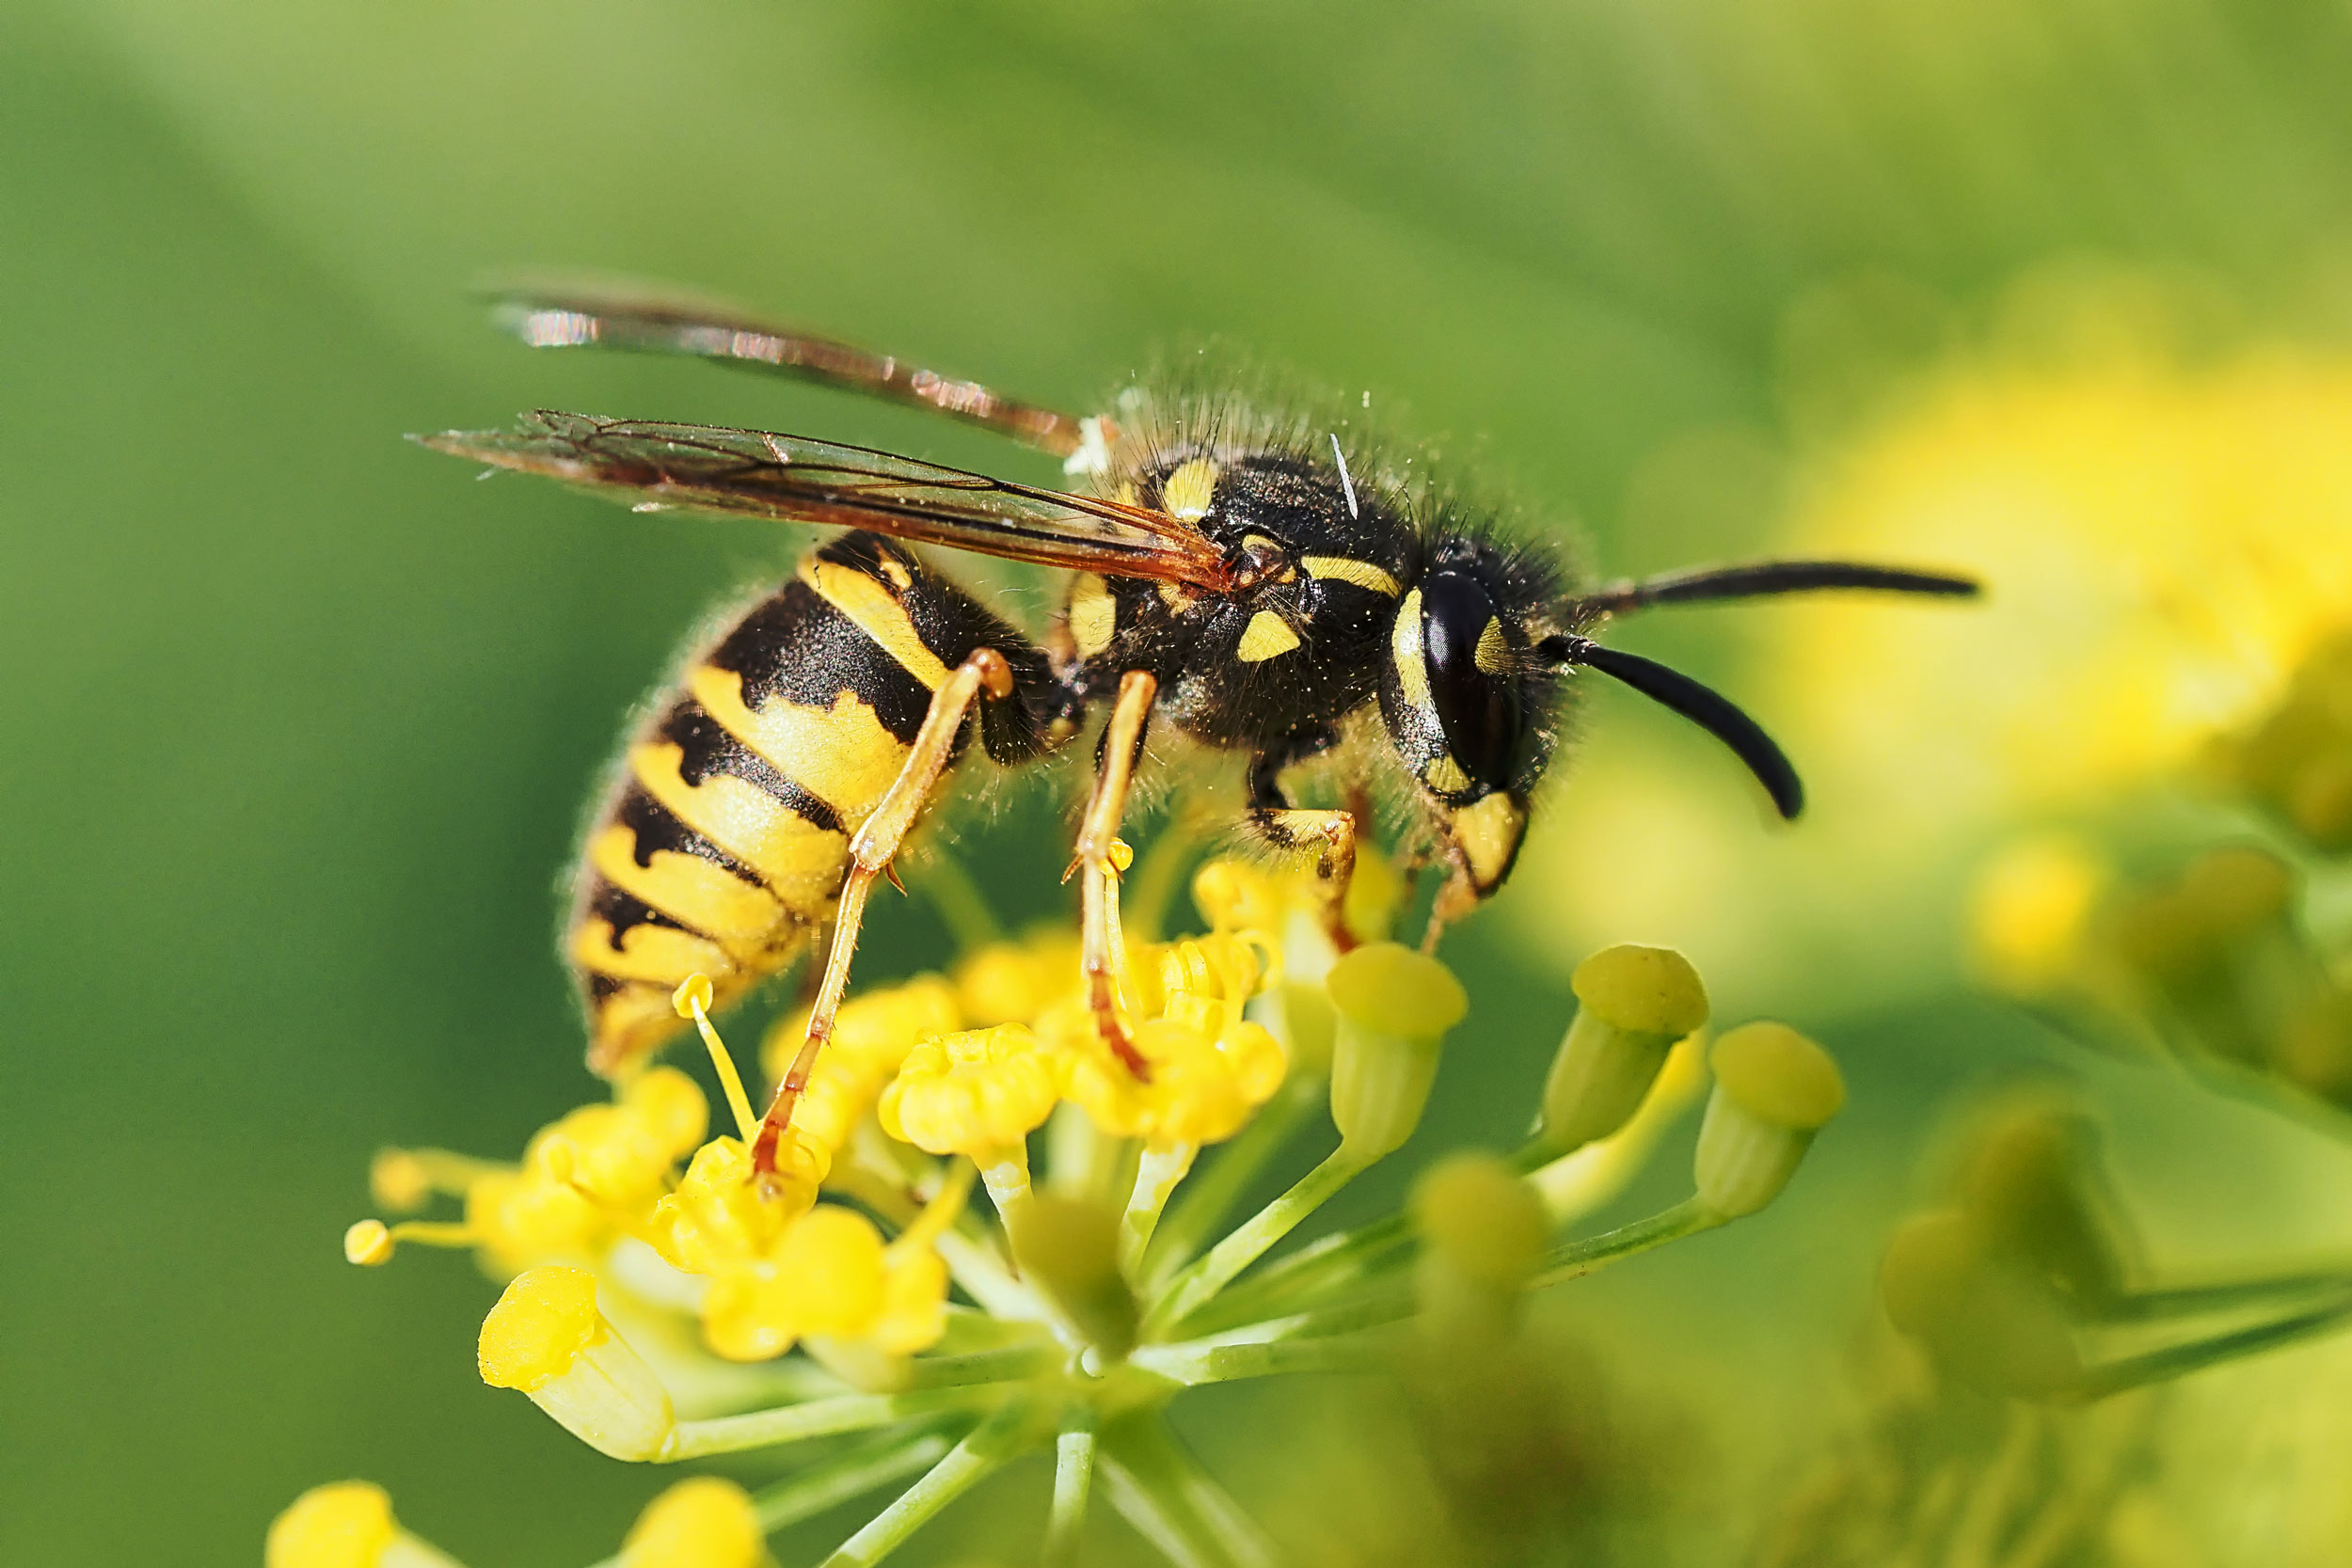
[1540,635,1804,818]
[1573,561,1979,620]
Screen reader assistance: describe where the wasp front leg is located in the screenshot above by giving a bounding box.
[1069,670,1157,1077]
[1247,727,1359,954]
[751,647,1017,1181]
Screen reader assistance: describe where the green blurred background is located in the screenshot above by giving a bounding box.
[9,2,2352,1562]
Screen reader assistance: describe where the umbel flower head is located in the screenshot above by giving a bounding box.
[286,852,1848,1566]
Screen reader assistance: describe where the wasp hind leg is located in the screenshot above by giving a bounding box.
[1246,727,1360,955]
[1068,670,1158,1077]
[750,647,1018,1183]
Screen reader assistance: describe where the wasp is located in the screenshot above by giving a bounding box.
[421,285,1978,1178]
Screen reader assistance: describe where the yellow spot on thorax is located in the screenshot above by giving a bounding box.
[1161,457,1220,522]
[798,557,949,689]
[1473,616,1508,673]
[1301,555,1402,595]
[1237,610,1301,661]
[1450,791,1527,891]
[1068,573,1117,658]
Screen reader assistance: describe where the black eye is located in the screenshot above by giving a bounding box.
[1421,568,1522,790]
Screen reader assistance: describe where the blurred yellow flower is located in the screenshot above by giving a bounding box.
[1772,285,2352,819]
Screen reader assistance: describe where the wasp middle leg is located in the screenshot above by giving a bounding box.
[1246,725,1360,954]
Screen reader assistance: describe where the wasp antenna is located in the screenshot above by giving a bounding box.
[1542,636,1804,818]
[1573,561,1980,619]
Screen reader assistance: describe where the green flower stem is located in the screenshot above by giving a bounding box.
[1143,1073,1327,1290]
[1044,1403,1097,1568]
[1527,1196,1724,1291]
[2064,1291,2352,1401]
[1133,1325,1400,1386]
[1103,1415,1278,1568]
[755,1426,960,1534]
[1148,1147,1372,1332]
[1121,1143,1200,1273]
[933,1230,1042,1324]
[1176,1212,1411,1334]
[898,1342,1061,1389]
[1181,1121,1563,1327]
[663,1386,1009,1461]
[914,850,1003,952]
[2103,1270,2352,1322]
[818,1400,1040,1567]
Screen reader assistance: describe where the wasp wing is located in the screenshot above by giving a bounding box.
[416,411,1232,591]
[488,280,1091,459]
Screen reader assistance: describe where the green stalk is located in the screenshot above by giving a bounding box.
[1527,1196,1724,1290]
[2100,1270,2352,1322]
[1103,1415,1278,1568]
[818,1400,1041,1566]
[914,850,1003,952]
[663,1386,1009,1460]
[2064,1292,2352,1401]
[1122,1143,1199,1273]
[1144,1074,1327,1289]
[898,1343,1060,1389]
[1149,1147,1370,1332]
[1044,1403,1097,1568]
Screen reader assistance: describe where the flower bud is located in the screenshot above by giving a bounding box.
[1954,1094,2133,1309]
[1881,1209,2082,1397]
[1536,944,1708,1153]
[618,1477,763,1568]
[478,1265,674,1461]
[1326,943,1469,1162]
[1412,1153,1547,1291]
[1008,1193,1137,1358]
[1692,1022,1844,1217]
[266,1481,466,1568]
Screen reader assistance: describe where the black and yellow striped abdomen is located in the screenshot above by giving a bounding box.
[571,531,1054,1073]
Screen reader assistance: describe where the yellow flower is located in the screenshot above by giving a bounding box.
[764,976,961,1156]
[879,1024,1059,1158]
[1968,833,2106,994]
[619,1478,765,1568]
[265,1481,464,1568]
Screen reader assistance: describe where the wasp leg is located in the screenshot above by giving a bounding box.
[751,647,1017,1181]
[1068,670,1157,1078]
[1246,728,1359,954]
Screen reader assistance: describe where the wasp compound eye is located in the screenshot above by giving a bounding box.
[1420,567,1524,792]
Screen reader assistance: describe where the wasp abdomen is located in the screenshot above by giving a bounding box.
[569,531,1048,1074]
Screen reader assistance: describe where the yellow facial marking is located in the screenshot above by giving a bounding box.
[1473,616,1508,674]
[571,916,734,985]
[1450,792,1527,891]
[1391,590,1435,714]
[1161,457,1220,523]
[798,558,949,689]
[1300,556,1402,596]
[1422,754,1472,793]
[1237,610,1301,662]
[690,667,907,823]
[1068,573,1117,659]
[629,742,850,907]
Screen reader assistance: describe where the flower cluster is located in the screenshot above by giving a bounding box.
[273,854,1851,1568]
